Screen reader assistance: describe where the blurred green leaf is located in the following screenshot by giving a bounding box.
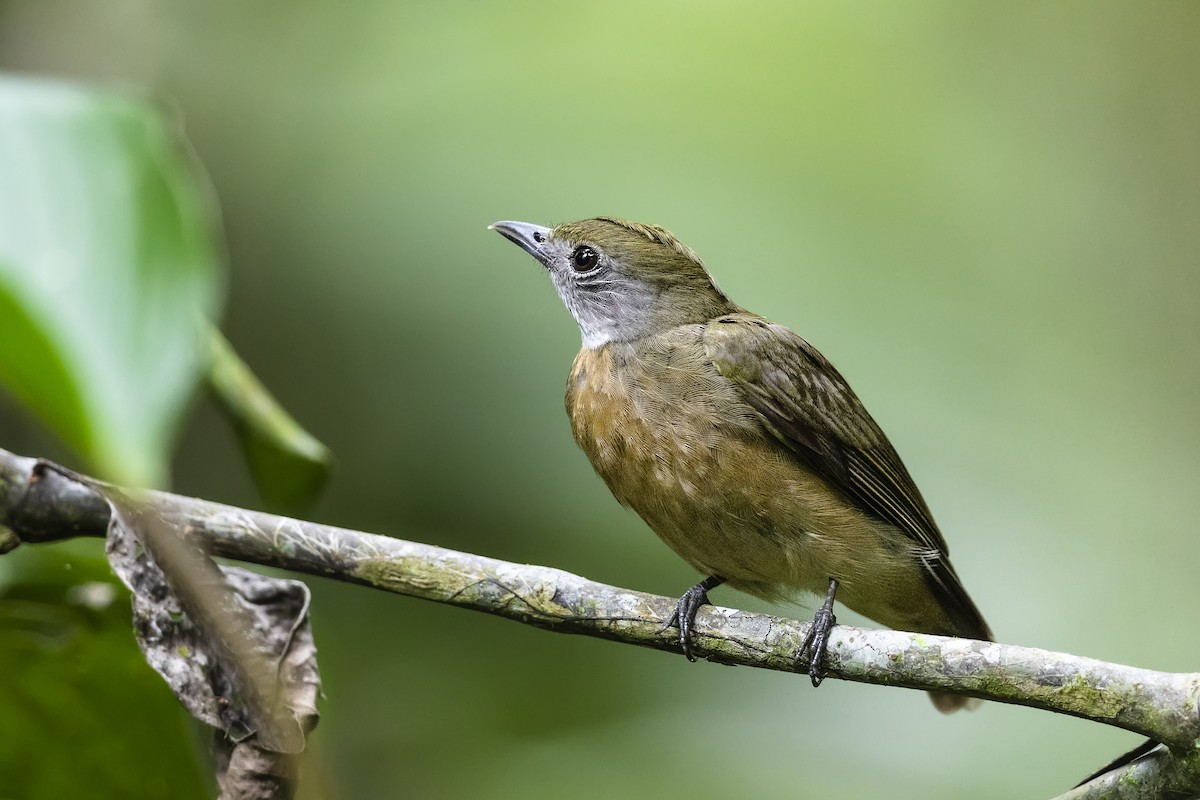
[0,75,222,487]
[0,545,208,800]
[206,325,332,511]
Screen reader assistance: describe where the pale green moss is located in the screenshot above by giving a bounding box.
[1056,675,1124,719]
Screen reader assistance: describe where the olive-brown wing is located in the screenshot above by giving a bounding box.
[703,313,991,640]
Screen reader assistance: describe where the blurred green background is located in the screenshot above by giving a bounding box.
[2,2,1199,798]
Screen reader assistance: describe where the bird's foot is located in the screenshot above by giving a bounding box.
[796,578,840,687]
[662,575,725,661]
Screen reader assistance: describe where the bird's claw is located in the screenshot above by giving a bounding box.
[661,576,725,661]
[795,577,840,687]
[663,584,708,661]
[796,605,837,686]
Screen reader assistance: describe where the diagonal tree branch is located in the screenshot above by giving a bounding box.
[1057,746,1200,800]
[1,445,1197,799]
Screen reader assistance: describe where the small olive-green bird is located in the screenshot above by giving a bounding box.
[491,216,992,712]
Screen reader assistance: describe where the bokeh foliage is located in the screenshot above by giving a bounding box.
[0,75,329,797]
[1,2,1198,799]
[0,75,222,799]
[0,76,221,488]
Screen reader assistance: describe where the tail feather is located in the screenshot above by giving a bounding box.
[921,555,991,713]
[923,553,993,642]
[929,691,982,713]
[1074,739,1162,787]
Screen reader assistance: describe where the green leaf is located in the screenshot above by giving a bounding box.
[0,545,209,800]
[0,75,222,487]
[206,325,333,511]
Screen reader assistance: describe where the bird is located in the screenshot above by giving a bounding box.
[490,216,992,712]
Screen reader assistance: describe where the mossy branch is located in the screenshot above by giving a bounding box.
[1,446,1197,800]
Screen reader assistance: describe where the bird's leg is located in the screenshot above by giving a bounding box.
[796,577,839,687]
[663,574,726,661]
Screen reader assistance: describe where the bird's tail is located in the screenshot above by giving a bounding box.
[929,692,982,713]
[918,550,992,714]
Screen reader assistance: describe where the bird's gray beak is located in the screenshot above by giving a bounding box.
[489,220,554,267]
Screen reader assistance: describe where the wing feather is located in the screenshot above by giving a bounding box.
[704,313,991,640]
[704,314,946,555]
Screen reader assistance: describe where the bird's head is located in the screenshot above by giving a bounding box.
[491,216,736,348]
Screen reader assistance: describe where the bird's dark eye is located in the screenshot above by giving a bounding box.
[571,245,599,272]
